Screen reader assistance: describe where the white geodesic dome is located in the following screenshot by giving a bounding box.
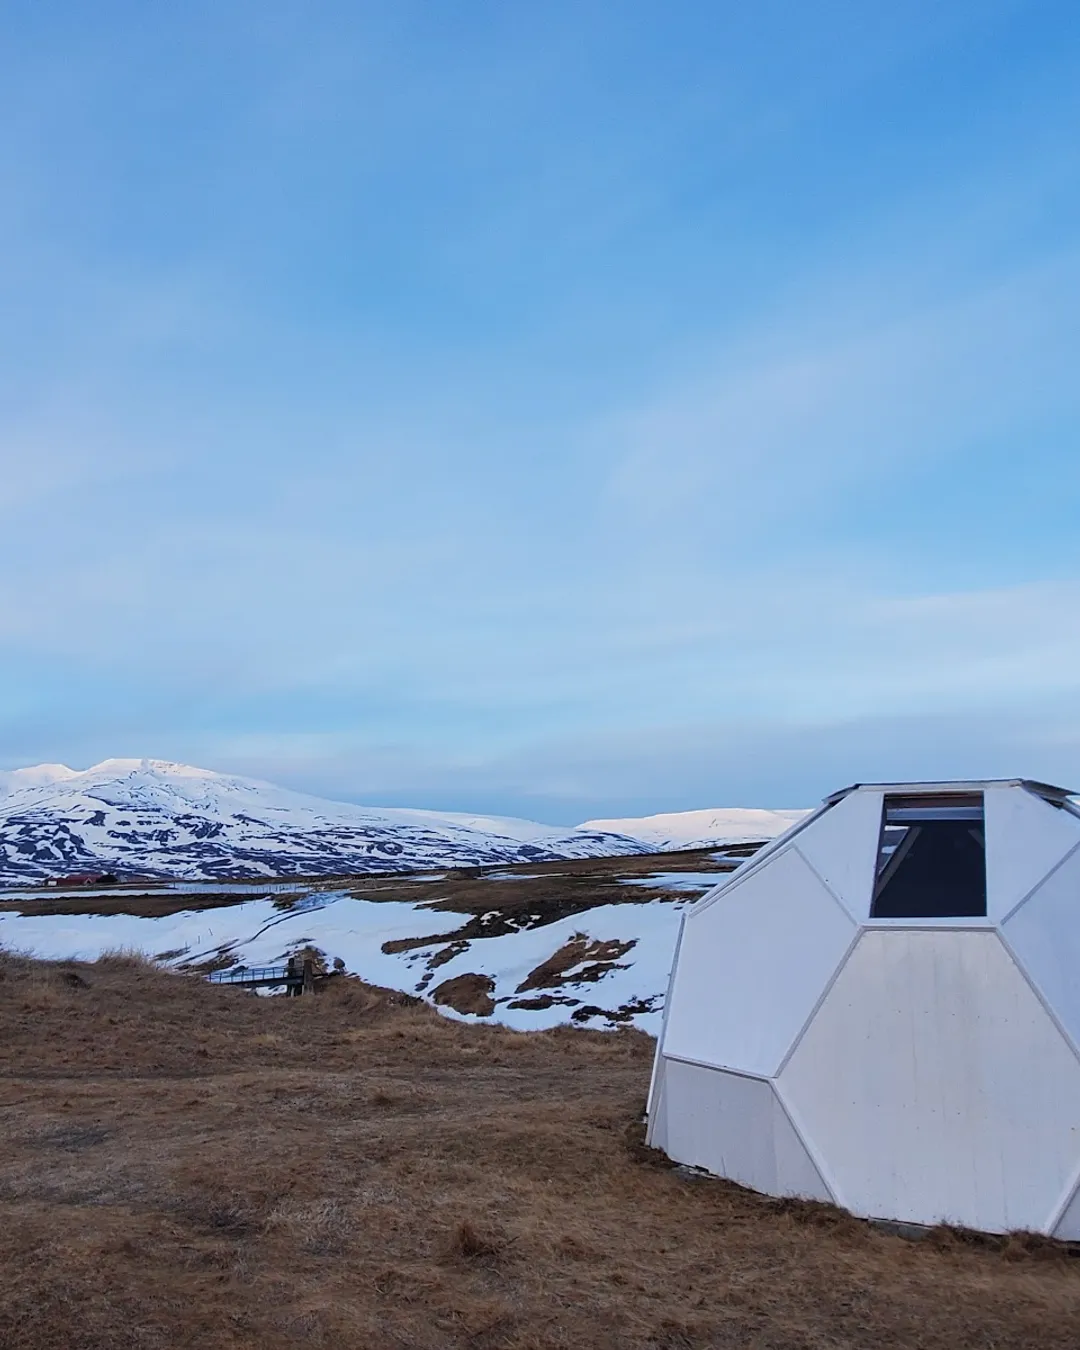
[646,780,1080,1236]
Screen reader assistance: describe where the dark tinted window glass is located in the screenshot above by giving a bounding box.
[872,794,986,918]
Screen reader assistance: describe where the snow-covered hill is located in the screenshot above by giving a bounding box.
[581,806,808,851]
[0,759,646,884]
[0,758,808,885]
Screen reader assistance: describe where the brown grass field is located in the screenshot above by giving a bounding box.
[1,950,1079,1349]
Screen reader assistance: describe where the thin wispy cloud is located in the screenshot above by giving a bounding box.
[1,1,1078,817]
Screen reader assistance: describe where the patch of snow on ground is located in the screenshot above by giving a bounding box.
[430,900,687,1032]
[479,871,551,882]
[620,871,726,893]
[0,890,688,1034]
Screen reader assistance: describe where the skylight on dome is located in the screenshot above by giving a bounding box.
[871,793,987,919]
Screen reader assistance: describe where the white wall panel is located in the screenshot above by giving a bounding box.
[662,846,856,1076]
[779,930,1080,1234]
[649,1059,831,1201]
[692,800,836,917]
[649,1061,774,1186]
[1003,847,1080,1054]
[984,786,1080,921]
[771,1093,835,1202]
[645,1061,669,1151]
[1053,1179,1080,1240]
[794,789,883,922]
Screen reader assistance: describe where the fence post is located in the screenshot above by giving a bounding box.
[302,958,314,997]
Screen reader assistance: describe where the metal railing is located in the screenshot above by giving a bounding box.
[207,965,292,984]
[205,958,315,994]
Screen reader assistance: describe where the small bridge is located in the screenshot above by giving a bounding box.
[206,957,315,996]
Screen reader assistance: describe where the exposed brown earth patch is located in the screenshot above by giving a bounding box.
[505,993,560,1011]
[516,932,637,993]
[430,972,497,1017]
[426,939,470,972]
[1,950,1079,1348]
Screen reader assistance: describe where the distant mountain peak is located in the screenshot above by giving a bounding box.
[83,758,246,781]
[0,763,79,795]
[580,806,809,851]
[0,757,805,886]
[0,757,644,884]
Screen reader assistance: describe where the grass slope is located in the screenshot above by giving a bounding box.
[1,951,1078,1349]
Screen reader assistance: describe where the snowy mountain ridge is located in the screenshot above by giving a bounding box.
[581,806,809,851]
[0,758,805,885]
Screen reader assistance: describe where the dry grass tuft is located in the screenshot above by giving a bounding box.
[926,1222,1077,1263]
[445,1218,508,1264]
[622,1118,674,1168]
[768,1193,867,1235]
[94,945,159,969]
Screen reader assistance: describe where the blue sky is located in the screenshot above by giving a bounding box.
[2,1,1079,820]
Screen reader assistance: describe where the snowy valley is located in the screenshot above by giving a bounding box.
[0,759,807,1033]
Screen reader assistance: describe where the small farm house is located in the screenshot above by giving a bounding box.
[646,780,1080,1235]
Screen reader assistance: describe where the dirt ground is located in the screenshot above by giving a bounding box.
[1,951,1079,1350]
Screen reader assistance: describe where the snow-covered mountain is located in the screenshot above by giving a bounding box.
[0,759,646,884]
[0,764,80,793]
[581,806,808,851]
[0,758,808,885]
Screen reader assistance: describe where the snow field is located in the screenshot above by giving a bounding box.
[0,890,691,1033]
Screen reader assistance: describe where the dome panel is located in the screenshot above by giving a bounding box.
[1052,1176,1080,1240]
[778,929,1080,1234]
[984,785,1080,921]
[647,1059,831,1201]
[661,846,856,1077]
[794,788,883,922]
[1002,845,1080,1053]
